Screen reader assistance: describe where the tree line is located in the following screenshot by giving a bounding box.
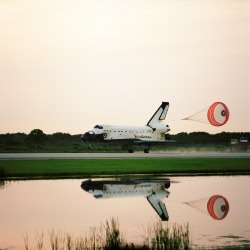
[0,129,249,152]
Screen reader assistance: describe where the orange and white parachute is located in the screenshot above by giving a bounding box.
[207,195,229,220]
[183,102,230,127]
[185,195,229,220]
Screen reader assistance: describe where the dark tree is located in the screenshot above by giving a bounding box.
[27,129,46,146]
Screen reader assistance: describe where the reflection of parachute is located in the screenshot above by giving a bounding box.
[185,195,229,220]
[183,102,230,126]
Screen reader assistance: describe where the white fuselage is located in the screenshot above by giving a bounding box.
[88,182,169,199]
[90,124,170,141]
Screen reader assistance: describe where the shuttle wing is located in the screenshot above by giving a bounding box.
[134,140,176,144]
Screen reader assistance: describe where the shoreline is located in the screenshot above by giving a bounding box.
[1,157,249,179]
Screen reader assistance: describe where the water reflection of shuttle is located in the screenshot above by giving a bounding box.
[185,195,229,220]
[81,179,171,221]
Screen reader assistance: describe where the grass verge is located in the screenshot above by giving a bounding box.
[0,158,249,178]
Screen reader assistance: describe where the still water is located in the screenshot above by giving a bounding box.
[0,176,249,249]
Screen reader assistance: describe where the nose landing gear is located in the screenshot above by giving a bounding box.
[142,144,150,153]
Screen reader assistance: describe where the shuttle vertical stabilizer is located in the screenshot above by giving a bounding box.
[147,102,169,127]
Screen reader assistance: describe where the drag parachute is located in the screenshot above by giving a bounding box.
[185,195,229,220]
[207,195,229,220]
[183,102,229,127]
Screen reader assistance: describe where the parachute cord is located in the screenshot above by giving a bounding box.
[182,107,209,124]
[165,119,184,123]
[183,107,208,120]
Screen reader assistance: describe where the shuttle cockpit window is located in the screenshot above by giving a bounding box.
[94,125,103,129]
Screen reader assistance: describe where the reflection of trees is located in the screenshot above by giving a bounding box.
[0,167,5,178]
[0,180,6,189]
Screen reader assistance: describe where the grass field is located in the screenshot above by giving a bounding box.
[0,158,249,178]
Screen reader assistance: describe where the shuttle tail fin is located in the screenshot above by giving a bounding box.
[147,193,169,221]
[147,102,169,127]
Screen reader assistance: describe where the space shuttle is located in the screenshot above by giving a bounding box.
[81,102,175,153]
[81,179,170,221]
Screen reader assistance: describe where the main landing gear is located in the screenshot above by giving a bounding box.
[142,144,150,153]
[122,144,134,153]
[122,144,150,153]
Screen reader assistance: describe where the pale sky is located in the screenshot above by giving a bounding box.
[1,0,249,135]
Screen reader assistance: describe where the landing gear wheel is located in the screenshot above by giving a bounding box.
[144,149,149,153]
[128,149,134,153]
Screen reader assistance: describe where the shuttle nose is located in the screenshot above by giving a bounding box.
[81,179,92,191]
[164,181,170,189]
[81,133,87,142]
[81,130,104,142]
[81,131,94,142]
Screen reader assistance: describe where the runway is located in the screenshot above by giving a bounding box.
[0,152,249,159]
